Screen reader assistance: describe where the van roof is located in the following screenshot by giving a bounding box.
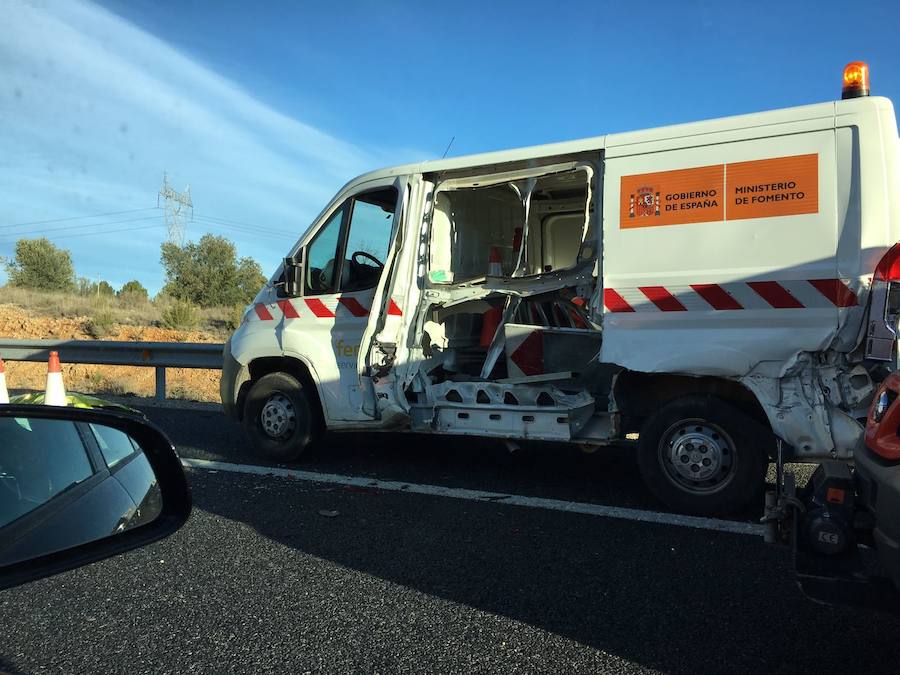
[340,96,894,192]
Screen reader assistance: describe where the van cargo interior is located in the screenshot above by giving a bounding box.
[408,164,618,442]
[428,167,594,283]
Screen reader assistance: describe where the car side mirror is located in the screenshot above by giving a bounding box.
[281,256,302,297]
[0,405,191,590]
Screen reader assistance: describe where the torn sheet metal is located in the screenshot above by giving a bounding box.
[433,162,581,191]
[421,261,595,311]
[739,352,872,459]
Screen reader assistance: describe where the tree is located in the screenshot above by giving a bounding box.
[118,279,149,302]
[160,234,266,307]
[76,277,96,296]
[74,277,117,297]
[3,237,75,291]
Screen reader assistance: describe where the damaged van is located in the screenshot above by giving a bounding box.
[221,63,900,514]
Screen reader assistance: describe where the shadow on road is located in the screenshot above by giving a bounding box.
[137,406,897,672]
[189,467,900,674]
[143,405,749,514]
[0,656,27,675]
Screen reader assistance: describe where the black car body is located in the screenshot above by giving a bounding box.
[0,416,162,566]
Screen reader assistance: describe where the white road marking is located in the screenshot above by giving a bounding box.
[181,457,767,537]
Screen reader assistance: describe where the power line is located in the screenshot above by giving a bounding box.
[0,204,294,238]
[0,221,166,245]
[0,204,296,246]
[205,223,295,240]
[30,222,166,242]
[0,214,294,245]
[191,212,277,229]
[0,214,164,238]
[0,207,159,229]
[191,214,295,238]
[190,211,302,238]
[198,222,295,239]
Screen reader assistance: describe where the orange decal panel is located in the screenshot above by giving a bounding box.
[619,154,820,229]
[726,154,818,220]
[620,165,724,229]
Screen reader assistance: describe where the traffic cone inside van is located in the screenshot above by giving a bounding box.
[44,351,67,406]
[487,246,503,277]
[0,357,8,404]
[480,305,503,348]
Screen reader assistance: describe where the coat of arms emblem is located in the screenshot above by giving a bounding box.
[629,186,660,218]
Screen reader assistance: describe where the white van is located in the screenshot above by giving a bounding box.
[221,65,900,514]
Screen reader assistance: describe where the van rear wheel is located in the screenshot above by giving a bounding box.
[243,372,318,462]
[636,395,768,516]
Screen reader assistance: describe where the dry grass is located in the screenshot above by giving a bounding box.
[3,361,221,402]
[0,287,236,402]
[0,286,241,339]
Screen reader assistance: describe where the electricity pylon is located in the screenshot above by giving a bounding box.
[158,172,192,246]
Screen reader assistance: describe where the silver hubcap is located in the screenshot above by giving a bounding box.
[659,419,736,494]
[260,394,296,439]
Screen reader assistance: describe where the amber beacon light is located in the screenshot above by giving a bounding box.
[842,61,870,99]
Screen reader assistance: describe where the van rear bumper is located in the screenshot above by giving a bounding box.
[220,338,250,420]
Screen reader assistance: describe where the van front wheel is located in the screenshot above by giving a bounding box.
[243,372,318,462]
[636,396,768,515]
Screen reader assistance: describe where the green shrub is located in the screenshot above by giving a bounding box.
[118,280,149,303]
[226,304,246,330]
[85,308,116,338]
[161,299,198,331]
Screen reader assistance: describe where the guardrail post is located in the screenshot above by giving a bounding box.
[155,367,166,401]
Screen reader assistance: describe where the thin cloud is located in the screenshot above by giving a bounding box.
[0,0,419,291]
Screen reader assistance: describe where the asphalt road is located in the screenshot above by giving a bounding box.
[2,404,900,673]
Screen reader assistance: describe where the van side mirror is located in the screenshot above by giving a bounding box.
[281,256,302,297]
[0,405,191,590]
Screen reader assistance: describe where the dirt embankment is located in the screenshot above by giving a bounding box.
[0,303,222,402]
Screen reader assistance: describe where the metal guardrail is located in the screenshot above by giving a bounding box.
[0,339,224,400]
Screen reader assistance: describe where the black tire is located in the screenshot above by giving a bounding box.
[636,395,768,515]
[243,372,320,462]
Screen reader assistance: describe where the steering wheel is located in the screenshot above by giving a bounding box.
[351,250,384,269]
[316,266,330,290]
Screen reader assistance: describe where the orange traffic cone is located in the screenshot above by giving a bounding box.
[0,356,8,404]
[480,305,502,347]
[44,351,67,406]
[487,246,503,277]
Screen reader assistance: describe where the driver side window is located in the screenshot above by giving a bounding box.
[342,188,397,292]
[304,187,397,296]
[305,205,346,295]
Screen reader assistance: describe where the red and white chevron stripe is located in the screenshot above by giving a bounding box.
[252,297,403,321]
[253,279,857,321]
[603,278,858,313]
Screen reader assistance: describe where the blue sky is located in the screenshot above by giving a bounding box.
[2,0,899,294]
